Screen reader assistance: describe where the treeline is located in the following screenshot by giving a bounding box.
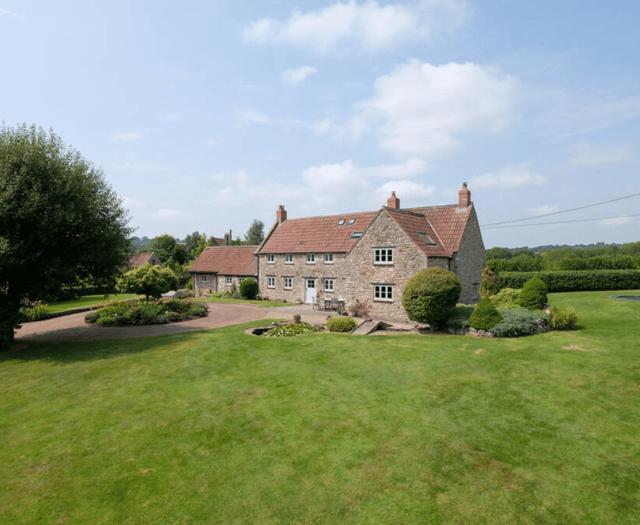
[484,241,640,293]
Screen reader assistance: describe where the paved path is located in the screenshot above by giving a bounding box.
[13,303,331,344]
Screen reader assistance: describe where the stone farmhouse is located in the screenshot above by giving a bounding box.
[255,183,485,320]
[128,252,162,268]
[189,245,258,293]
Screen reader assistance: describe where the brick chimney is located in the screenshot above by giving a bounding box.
[276,204,287,224]
[386,191,400,209]
[458,183,470,209]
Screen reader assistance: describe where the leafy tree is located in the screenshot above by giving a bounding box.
[402,268,461,329]
[148,234,177,263]
[244,219,264,245]
[518,276,548,310]
[0,124,132,349]
[184,231,204,258]
[485,247,512,260]
[117,264,178,301]
[480,264,504,297]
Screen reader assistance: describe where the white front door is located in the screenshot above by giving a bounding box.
[305,278,317,303]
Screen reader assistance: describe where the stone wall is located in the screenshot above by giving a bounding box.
[342,212,428,320]
[191,273,255,294]
[257,253,348,303]
[449,207,485,304]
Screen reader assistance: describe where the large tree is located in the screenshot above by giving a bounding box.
[244,219,264,245]
[0,124,133,349]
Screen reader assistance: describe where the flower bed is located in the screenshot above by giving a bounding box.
[85,298,208,326]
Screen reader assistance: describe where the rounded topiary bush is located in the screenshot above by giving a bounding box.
[488,287,521,310]
[518,276,548,310]
[239,278,258,300]
[402,268,461,328]
[326,315,357,332]
[469,298,502,331]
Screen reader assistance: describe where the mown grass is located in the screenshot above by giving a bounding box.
[45,294,141,314]
[1,291,639,524]
[197,296,290,308]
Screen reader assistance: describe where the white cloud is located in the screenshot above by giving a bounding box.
[155,209,186,220]
[236,109,271,124]
[347,60,517,158]
[568,141,635,165]
[107,161,169,172]
[375,180,436,200]
[241,0,470,54]
[471,163,547,189]
[302,160,369,192]
[122,197,145,210]
[283,66,318,85]
[600,215,634,227]
[110,131,143,143]
[527,204,559,216]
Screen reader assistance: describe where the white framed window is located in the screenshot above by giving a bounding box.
[284,277,292,289]
[266,254,275,264]
[337,219,345,226]
[201,275,207,282]
[285,254,293,264]
[324,253,334,264]
[238,277,245,284]
[374,248,393,265]
[226,277,232,286]
[374,285,393,302]
[306,254,316,264]
[267,276,275,288]
[348,218,355,225]
[324,279,334,292]
[351,231,363,239]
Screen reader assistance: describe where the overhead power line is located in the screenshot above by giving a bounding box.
[482,213,640,229]
[481,191,640,228]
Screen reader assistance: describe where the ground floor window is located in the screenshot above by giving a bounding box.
[284,277,292,289]
[226,277,232,286]
[267,276,275,288]
[374,284,393,301]
[201,275,207,282]
[324,278,334,292]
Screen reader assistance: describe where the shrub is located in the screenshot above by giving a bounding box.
[96,316,117,326]
[490,309,549,338]
[469,298,502,331]
[20,300,49,322]
[488,287,521,310]
[445,305,474,332]
[265,323,323,337]
[501,270,640,293]
[519,276,548,310]
[293,314,301,324]
[117,263,179,300]
[549,305,578,331]
[480,265,504,297]
[84,310,101,324]
[239,278,258,300]
[402,268,461,328]
[326,316,357,333]
[349,299,371,318]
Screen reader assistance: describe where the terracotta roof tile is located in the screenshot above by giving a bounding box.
[188,246,258,276]
[259,211,378,254]
[128,252,158,267]
[407,204,473,256]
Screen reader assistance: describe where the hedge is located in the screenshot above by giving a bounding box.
[488,255,640,273]
[501,270,640,292]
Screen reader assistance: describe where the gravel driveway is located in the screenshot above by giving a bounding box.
[13,303,328,344]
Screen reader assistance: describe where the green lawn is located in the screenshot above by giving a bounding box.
[1,291,639,524]
[45,294,142,314]
[197,296,291,308]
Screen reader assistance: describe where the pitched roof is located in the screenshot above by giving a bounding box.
[128,252,159,267]
[188,245,258,276]
[258,211,378,254]
[385,208,450,257]
[407,204,474,257]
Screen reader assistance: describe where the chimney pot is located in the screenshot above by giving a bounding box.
[386,191,400,209]
[458,182,471,208]
[276,204,287,223]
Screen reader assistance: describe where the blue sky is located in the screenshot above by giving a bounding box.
[1,0,638,249]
